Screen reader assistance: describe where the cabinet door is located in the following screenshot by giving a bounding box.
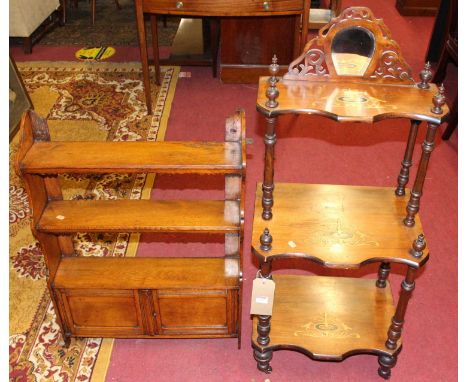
[57,288,145,337]
[154,289,238,336]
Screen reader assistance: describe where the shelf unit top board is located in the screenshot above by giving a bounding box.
[19,141,243,174]
[252,182,428,268]
[38,200,240,234]
[256,77,449,124]
[54,257,239,289]
[251,274,397,359]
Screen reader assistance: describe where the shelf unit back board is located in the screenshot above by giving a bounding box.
[15,109,246,346]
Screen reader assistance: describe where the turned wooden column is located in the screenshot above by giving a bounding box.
[378,353,397,380]
[395,120,421,196]
[262,56,280,220]
[378,266,416,378]
[385,267,416,350]
[376,262,391,288]
[262,116,277,220]
[404,83,446,226]
[403,122,439,226]
[254,315,273,373]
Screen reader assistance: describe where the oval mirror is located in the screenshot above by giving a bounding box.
[331,27,375,76]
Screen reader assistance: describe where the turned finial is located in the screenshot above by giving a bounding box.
[269,55,279,82]
[417,62,432,89]
[265,55,279,108]
[260,228,273,251]
[431,84,446,114]
[411,234,426,258]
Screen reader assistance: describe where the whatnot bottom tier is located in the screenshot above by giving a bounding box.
[252,274,399,361]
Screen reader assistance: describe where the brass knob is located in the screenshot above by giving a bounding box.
[176,1,183,8]
[263,1,270,10]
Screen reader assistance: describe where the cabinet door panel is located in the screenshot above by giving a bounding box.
[156,290,230,335]
[58,289,145,337]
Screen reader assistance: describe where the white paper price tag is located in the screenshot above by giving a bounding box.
[250,277,275,316]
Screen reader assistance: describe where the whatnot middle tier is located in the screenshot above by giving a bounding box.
[252,182,428,269]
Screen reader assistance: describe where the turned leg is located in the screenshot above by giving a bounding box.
[395,120,421,196]
[23,36,32,54]
[262,117,277,220]
[404,123,439,226]
[135,0,153,114]
[254,315,273,373]
[376,262,391,288]
[91,0,96,25]
[150,14,161,86]
[260,261,272,279]
[254,348,273,373]
[209,18,220,78]
[385,267,416,351]
[378,354,397,379]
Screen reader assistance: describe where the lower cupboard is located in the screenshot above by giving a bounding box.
[54,287,240,338]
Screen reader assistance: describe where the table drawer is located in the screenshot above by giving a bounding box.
[142,0,305,15]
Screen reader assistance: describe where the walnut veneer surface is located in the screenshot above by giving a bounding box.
[257,78,449,123]
[251,183,428,268]
[251,7,448,379]
[252,275,397,359]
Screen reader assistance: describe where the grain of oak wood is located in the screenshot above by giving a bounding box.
[252,182,428,268]
[37,199,240,233]
[54,257,239,289]
[15,109,246,344]
[19,141,242,174]
[252,274,398,360]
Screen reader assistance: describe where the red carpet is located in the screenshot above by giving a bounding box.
[11,0,457,381]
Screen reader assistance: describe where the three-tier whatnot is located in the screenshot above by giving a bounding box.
[250,7,449,379]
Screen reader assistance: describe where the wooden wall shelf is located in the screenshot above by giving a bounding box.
[19,141,244,174]
[16,109,246,347]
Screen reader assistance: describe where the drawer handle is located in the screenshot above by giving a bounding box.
[176,1,183,8]
[263,1,270,10]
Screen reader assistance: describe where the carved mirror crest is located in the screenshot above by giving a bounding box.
[284,7,414,84]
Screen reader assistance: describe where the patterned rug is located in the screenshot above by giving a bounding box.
[39,0,180,47]
[9,61,179,381]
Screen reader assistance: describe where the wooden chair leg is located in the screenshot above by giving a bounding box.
[442,94,457,140]
[150,14,161,86]
[23,36,32,54]
[135,0,153,114]
[60,0,67,24]
[209,18,220,78]
[91,0,96,25]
